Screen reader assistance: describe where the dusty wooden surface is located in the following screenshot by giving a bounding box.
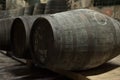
[0,51,120,80]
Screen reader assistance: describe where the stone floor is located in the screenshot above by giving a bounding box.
[87,55,120,80]
[0,51,120,80]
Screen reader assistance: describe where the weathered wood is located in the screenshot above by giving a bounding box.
[24,5,34,15]
[45,0,68,14]
[50,68,89,80]
[0,8,25,19]
[31,9,120,70]
[6,0,26,10]
[8,8,25,17]
[45,0,93,14]
[26,0,40,6]
[0,10,9,18]
[11,15,42,59]
[0,18,15,51]
[94,0,120,6]
[0,51,119,80]
[33,3,46,15]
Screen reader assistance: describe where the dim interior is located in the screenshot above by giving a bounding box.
[11,18,26,57]
[31,17,54,63]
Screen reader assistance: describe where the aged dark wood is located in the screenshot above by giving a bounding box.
[8,8,25,17]
[33,3,46,15]
[30,9,120,70]
[27,0,40,6]
[11,16,41,59]
[0,10,9,18]
[0,18,15,51]
[44,0,68,14]
[44,0,91,14]
[0,8,24,19]
[94,0,120,6]
[24,5,34,15]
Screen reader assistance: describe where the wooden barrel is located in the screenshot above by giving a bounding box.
[0,18,15,51]
[94,0,120,6]
[30,9,120,70]
[8,8,25,17]
[33,3,46,15]
[11,16,41,59]
[44,0,68,14]
[24,5,34,15]
[0,8,24,19]
[0,10,9,18]
[44,0,91,14]
[27,0,40,6]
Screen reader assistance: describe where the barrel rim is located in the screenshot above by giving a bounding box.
[30,17,55,66]
[11,18,26,58]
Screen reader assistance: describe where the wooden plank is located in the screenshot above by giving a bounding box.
[0,51,120,80]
